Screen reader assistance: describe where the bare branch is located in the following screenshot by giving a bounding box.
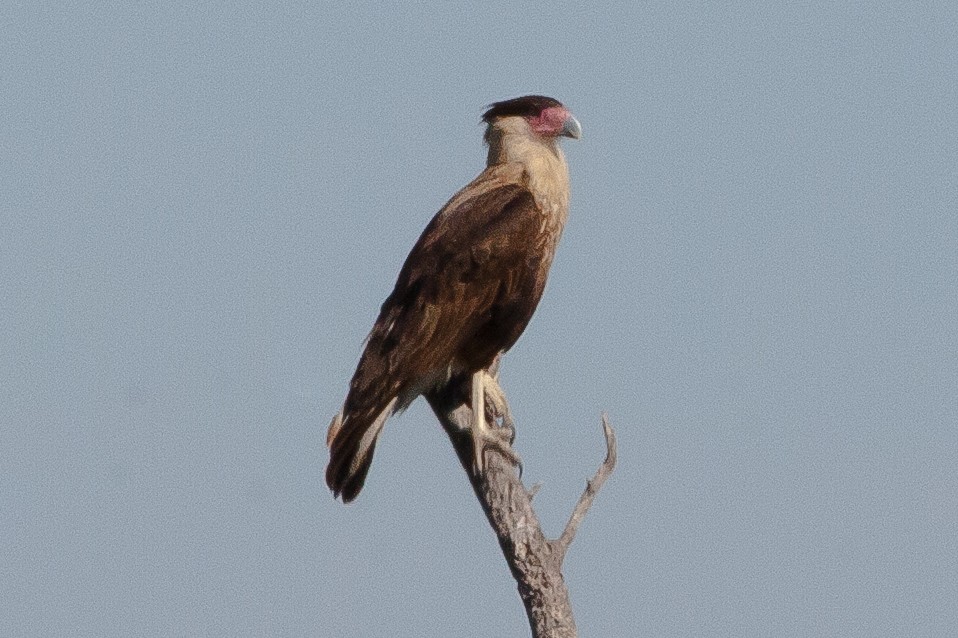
[425,378,615,638]
[553,414,617,564]
[527,482,543,500]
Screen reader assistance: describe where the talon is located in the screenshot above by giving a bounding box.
[470,369,522,475]
[500,416,516,444]
[471,431,522,473]
[482,368,517,444]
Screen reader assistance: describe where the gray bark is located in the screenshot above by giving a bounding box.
[425,379,616,638]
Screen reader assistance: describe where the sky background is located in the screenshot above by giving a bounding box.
[2,2,956,636]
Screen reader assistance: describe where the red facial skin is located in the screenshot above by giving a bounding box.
[528,106,572,137]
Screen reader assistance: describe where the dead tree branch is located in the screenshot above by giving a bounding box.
[425,381,616,638]
[553,414,616,564]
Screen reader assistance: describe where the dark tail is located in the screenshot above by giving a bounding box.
[325,397,397,502]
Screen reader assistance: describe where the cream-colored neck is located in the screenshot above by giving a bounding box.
[485,116,570,213]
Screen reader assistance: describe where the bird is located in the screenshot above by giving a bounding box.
[326,95,581,502]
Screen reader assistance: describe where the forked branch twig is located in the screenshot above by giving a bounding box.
[553,414,617,564]
[425,381,616,638]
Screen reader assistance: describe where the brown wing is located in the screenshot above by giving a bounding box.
[351,167,552,408]
[327,166,555,501]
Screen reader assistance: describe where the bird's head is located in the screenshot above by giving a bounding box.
[482,95,582,143]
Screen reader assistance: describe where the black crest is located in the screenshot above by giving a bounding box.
[482,95,563,123]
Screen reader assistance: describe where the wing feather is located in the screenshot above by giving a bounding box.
[352,166,551,404]
[328,165,556,500]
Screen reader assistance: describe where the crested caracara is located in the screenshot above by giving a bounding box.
[327,95,581,502]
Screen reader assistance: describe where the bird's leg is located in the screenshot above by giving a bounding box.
[483,372,523,477]
[483,370,515,443]
[470,369,521,474]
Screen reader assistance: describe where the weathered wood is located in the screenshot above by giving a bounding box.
[425,381,616,638]
[553,415,616,564]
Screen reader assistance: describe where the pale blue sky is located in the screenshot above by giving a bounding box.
[3,3,956,636]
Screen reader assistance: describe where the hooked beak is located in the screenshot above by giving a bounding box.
[560,115,582,139]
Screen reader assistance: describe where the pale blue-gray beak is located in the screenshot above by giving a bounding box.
[561,115,582,139]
